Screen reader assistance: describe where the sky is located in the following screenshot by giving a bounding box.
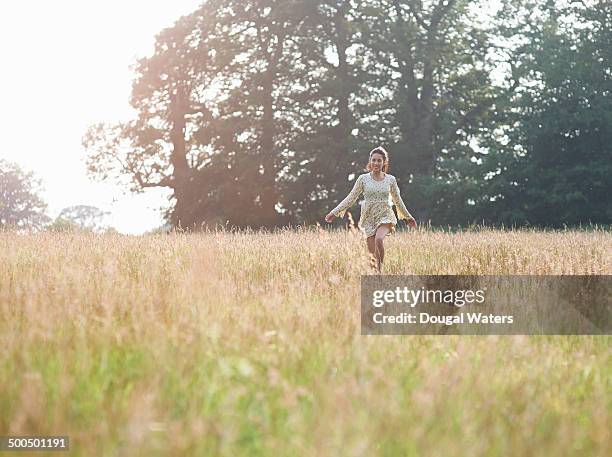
[0,0,202,234]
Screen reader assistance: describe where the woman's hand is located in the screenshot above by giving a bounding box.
[407,217,417,228]
[325,212,336,223]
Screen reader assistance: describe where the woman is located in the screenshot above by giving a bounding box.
[324,146,417,272]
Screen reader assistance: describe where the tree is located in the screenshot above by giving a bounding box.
[84,0,607,230]
[49,205,111,233]
[280,0,378,224]
[0,159,49,230]
[350,0,528,223]
[83,10,215,230]
[83,0,318,230]
[475,0,612,227]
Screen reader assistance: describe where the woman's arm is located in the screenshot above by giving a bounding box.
[330,175,364,218]
[390,176,415,222]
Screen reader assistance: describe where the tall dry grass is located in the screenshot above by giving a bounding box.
[0,225,610,456]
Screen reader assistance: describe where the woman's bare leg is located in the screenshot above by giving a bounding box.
[366,235,377,271]
[374,224,392,272]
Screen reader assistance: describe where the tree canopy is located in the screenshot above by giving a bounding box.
[0,159,49,230]
[83,0,611,230]
[48,205,111,233]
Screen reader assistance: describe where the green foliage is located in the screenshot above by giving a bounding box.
[82,0,610,229]
[46,205,112,233]
[56,205,111,232]
[0,159,49,230]
[473,1,612,227]
[46,217,83,233]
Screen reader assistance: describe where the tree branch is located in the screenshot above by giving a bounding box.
[133,171,173,189]
[440,72,520,150]
[430,0,457,30]
[404,0,429,30]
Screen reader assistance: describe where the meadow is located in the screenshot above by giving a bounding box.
[0,226,610,456]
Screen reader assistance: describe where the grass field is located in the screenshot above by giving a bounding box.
[0,226,610,456]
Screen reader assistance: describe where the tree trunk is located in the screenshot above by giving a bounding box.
[334,2,352,168]
[259,68,278,228]
[169,84,192,228]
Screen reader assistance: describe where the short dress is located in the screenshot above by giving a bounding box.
[331,172,414,238]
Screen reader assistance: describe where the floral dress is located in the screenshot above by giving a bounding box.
[331,172,414,237]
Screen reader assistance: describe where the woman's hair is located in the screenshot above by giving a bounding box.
[365,146,390,172]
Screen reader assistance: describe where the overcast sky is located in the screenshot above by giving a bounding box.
[0,0,202,233]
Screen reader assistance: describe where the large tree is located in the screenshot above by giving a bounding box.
[348,0,529,223]
[475,0,612,227]
[83,9,217,230]
[0,159,49,230]
[84,0,607,230]
[84,0,314,230]
[280,0,381,224]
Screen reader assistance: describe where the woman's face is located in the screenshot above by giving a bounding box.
[370,152,385,171]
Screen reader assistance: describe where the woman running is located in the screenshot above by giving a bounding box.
[324,146,417,272]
